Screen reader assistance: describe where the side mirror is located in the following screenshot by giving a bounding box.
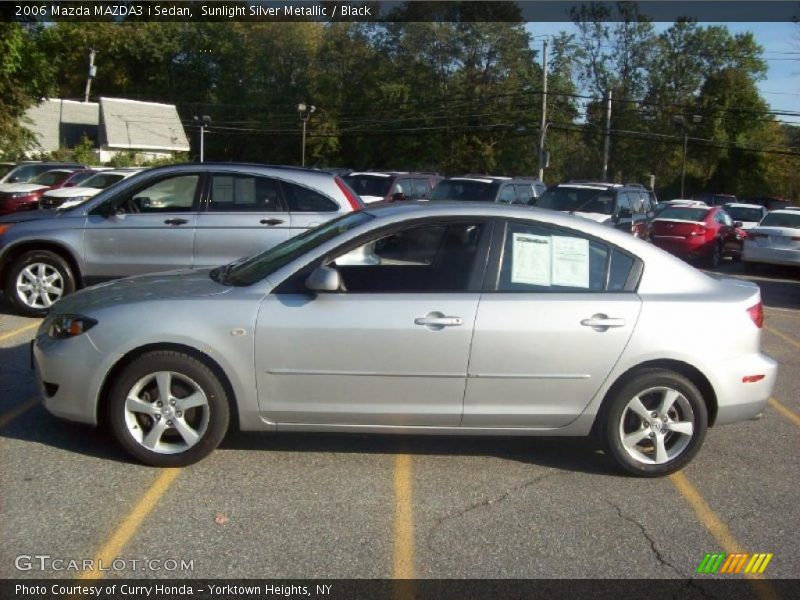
[64,182,76,187]
[734,221,743,228]
[94,202,116,218]
[305,265,341,293]
[391,192,406,202]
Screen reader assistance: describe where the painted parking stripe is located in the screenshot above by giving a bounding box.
[0,322,39,344]
[670,472,778,600]
[0,397,39,430]
[393,453,415,588]
[768,398,800,429]
[78,468,182,580]
[764,325,800,350]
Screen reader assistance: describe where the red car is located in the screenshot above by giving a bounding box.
[0,168,95,214]
[651,205,744,267]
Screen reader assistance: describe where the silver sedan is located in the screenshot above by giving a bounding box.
[34,202,777,476]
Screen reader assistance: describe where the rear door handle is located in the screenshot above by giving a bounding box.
[581,314,626,331]
[164,218,188,226]
[415,312,463,330]
[260,218,284,226]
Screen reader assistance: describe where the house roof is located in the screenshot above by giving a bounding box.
[99,97,190,152]
[25,99,99,152]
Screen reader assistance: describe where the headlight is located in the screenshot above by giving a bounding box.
[47,314,98,339]
[7,192,29,199]
[0,223,12,236]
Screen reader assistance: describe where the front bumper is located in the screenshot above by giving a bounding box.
[33,330,117,426]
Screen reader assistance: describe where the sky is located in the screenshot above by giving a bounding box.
[526,21,800,124]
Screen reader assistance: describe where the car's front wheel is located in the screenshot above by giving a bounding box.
[108,351,230,467]
[603,369,707,477]
[4,250,76,317]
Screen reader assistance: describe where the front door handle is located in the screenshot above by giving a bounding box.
[415,312,463,331]
[260,218,284,226]
[164,218,188,226]
[581,314,626,332]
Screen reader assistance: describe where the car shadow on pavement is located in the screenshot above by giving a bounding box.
[220,431,621,477]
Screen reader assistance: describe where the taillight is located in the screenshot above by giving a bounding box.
[632,222,646,238]
[335,176,364,211]
[747,301,763,329]
[690,225,706,237]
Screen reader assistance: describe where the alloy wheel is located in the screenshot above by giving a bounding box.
[618,386,695,466]
[15,262,64,309]
[123,371,210,454]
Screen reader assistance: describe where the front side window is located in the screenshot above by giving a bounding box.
[330,222,486,293]
[117,174,199,213]
[495,221,635,293]
[209,174,282,212]
[515,185,533,204]
[499,186,516,203]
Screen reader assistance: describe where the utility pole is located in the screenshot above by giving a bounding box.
[537,38,548,182]
[83,49,96,103]
[681,131,688,198]
[602,89,612,182]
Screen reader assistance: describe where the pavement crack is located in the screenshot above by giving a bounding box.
[425,470,563,548]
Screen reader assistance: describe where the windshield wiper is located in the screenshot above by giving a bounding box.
[569,192,602,214]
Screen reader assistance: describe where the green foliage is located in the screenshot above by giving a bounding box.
[4,19,798,199]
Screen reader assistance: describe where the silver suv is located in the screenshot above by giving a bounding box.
[0,163,363,316]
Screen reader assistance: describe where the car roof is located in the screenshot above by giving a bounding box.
[724,203,764,209]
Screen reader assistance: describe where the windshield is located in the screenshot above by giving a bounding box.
[537,187,614,215]
[759,213,800,229]
[215,211,374,286]
[4,164,49,183]
[725,206,763,222]
[430,180,497,202]
[657,207,710,221]
[343,175,393,198]
[32,170,72,186]
[81,173,126,189]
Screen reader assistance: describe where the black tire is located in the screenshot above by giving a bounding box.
[4,250,76,317]
[602,368,708,477]
[108,351,230,467]
[706,240,722,269]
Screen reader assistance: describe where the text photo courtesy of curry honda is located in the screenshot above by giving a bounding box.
[0,1,799,597]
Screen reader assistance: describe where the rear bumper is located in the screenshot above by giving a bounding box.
[743,245,800,267]
[710,352,778,426]
[652,237,713,259]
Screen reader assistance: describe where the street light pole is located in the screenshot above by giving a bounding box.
[193,115,211,163]
[537,38,548,182]
[297,103,316,167]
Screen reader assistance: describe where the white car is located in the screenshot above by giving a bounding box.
[723,203,769,230]
[742,209,800,268]
[39,169,143,210]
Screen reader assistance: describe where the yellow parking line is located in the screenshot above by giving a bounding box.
[0,322,39,344]
[78,468,182,580]
[764,325,800,350]
[670,472,778,600]
[0,397,39,429]
[769,397,800,429]
[393,454,415,583]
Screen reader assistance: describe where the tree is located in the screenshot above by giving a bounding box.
[0,24,54,158]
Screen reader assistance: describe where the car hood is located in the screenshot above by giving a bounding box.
[43,186,101,198]
[53,269,232,314]
[0,183,48,194]
[572,211,612,224]
[0,208,66,223]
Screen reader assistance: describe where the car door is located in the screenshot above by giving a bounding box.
[613,192,635,234]
[254,219,492,426]
[83,171,201,280]
[464,219,642,428]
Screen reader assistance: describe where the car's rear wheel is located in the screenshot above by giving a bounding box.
[603,369,707,477]
[4,250,76,317]
[706,240,722,268]
[108,351,230,467]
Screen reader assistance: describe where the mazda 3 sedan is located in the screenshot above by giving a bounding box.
[33,203,777,476]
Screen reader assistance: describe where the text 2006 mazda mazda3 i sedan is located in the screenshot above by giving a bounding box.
[33,202,777,476]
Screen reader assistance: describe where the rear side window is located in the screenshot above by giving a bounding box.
[496,221,611,292]
[515,185,532,204]
[209,174,282,212]
[607,250,635,291]
[282,181,338,212]
[499,186,516,203]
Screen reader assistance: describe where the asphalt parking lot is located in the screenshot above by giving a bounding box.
[0,260,798,584]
